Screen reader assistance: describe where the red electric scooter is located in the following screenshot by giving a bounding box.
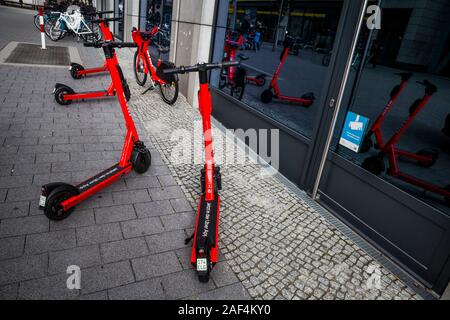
[131,26,179,105]
[53,17,130,105]
[219,30,265,100]
[68,10,117,79]
[260,36,315,106]
[362,80,450,205]
[164,60,239,282]
[360,72,413,153]
[40,41,152,220]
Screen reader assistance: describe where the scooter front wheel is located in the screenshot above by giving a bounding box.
[359,135,373,153]
[362,156,385,175]
[416,149,439,168]
[44,186,77,221]
[261,89,273,103]
[132,146,152,174]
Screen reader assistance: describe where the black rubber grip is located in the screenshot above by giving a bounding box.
[84,10,114,16]
[112,42,138,48]
[91,17,122,23]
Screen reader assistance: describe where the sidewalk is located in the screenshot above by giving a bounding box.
[0,6,426,300]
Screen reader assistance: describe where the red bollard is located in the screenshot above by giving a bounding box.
[39,6,46,49]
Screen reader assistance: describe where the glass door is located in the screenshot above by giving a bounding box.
[114,0,124,39]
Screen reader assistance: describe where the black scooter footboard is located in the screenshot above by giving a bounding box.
[77,163,125,192]
[195,196,219,253]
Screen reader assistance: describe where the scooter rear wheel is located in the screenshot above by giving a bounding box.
[301,92,315,107]
[261,89,273,103]
[416,149,439,168]
[44,186,77,221]
[70,63,84,80]
[54,86,74,106]
[362,156,385,175]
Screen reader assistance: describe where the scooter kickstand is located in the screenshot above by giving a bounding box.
[141,86,155,95]
[184,233,195,245]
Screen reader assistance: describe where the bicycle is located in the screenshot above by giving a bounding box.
[131,26,179,105]
[45,8,101,43]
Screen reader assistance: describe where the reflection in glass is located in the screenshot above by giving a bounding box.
[334,0,450,213]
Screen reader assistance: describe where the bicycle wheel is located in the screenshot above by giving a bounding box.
[160,81,179,105]
[47,20,64,41]
[34,14,40,30]
[133,51,147,86]
[81,21,102,43]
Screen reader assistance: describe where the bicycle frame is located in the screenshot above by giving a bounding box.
[131,26,167,85]
[53,10,93,36]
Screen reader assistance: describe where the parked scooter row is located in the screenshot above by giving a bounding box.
[41,11,232,283]
[360,74,449,205]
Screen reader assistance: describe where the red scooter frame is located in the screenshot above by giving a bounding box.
[69,11,118,79]
[164,61,239,282]
[361,72,413,152]
[40,41,152,220]
[362,80,450,205]
[261,36,315,106]
[131,26,179,105]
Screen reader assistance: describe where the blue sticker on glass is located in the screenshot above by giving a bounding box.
[339,111,370,152]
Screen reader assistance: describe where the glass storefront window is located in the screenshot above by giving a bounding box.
[114,0,124,39]
[332,0,450,214]
[211,0,343,139]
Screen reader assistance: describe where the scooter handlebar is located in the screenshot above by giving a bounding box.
[417,80,438,95]
[91,17,122,23]
[163,61,240,75]
[83,41,137,48]
[84,10,114,17]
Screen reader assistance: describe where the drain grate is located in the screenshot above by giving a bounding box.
[5,43,70,66]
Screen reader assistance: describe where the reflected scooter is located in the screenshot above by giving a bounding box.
[53,17,130,105]
[40,41,152,220]
[163,60,239,282]
[260,36,315,106]
[360,72,438,166]
[219,30,265,100]
[68,10,117,79]
[362,80,450,205]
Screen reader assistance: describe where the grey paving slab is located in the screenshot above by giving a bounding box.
[0,283,19,300]
[0,201,29,219]
[132,251,182,281]
[81,261,135,294]
[25,229,76,255]
[18,273,80,300]
[0,253,48,286]
[161,269,216,300]
[145,229,190,254]
[0,236,25,260]
[48,245,101,275]
[189,283,251,300]
[100,238,150,264]
[76,223,123,246]
[120,217,165,238]
[108,278,166,300]
[134,200,175,218]
[0,215,49,237]
[94,204,137,224]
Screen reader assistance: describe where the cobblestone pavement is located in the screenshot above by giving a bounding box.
[0,6,426,300]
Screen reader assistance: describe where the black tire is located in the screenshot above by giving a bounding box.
[230,84,245,101]
[44,186,77,221]
[54,86,74,106]
[46,19,64,41]
[132,147,152,174]
[70,63,84,80]
[301,92,315,107]
[261,89,273,103]
[416,149,439,168]
[360,135,373,153]
[34,14,40,30]
[198,273,210,283]
[160,81,179,105]
[362,156,385,175]
[133,51,147,86]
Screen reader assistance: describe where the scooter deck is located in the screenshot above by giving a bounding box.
[77,163,129,192]
[191,194,220,267]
